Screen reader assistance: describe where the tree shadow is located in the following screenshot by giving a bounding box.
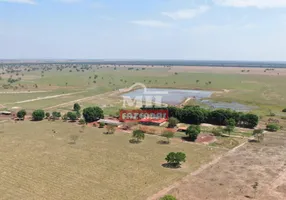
[181,136,195,142]
[157,140,170,145]
[129,139,141,144]
[68,141,76,145]
[161,163,181,169]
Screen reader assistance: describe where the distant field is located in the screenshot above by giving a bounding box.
[0,120,225,200]
[1,64,286,115]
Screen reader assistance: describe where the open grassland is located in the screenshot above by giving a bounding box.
[1,65,286,116]
[0,120,225,200]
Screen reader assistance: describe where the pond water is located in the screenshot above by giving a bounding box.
[201,100,256,112]
[122,88,255,111]
[122,88,213,105]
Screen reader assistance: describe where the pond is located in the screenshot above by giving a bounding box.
[122,88,255,111]
[122,88,213,105]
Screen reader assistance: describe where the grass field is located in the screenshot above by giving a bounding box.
[1,65,286,116]
[0,120,225,200]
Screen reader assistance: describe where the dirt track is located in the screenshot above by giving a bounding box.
[150,131,286,200]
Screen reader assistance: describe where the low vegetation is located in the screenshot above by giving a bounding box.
[17,109,26,120]
[160,195,177,200]
[266,123,280,132]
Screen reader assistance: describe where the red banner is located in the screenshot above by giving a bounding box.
[119,109,169,121]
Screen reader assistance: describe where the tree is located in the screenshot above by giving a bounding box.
[160,195,177,200]
[186,125,200,141]
[83,107,104,123]
[45,112,50,119]
[168,117,179,128]
[282,108,286,112]
[73,103,81,111]
[32,109,45,121]
[132,130,145,143]
[165,152,186,168]
[17,109,27,120]
[161,131,174,144]
[52,111,61,120]
[224,118,236,135]
[106,124,116,134]
[67,112,77,122]
[240,114,259,128]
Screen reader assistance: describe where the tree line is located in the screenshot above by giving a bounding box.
[166,106,259,129]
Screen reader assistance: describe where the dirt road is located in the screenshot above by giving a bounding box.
[149,131,286,200]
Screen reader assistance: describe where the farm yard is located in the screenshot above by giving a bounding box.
[1,63,286,200]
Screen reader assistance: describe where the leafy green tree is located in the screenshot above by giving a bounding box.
[73,103,81,111]
[132,130,145,143]
[52,111,61,119]
[17,109,27,120]
[240,114,259,128]
[67,112,77,122]
[32,109,45,121]
[165,152,186,167]
[45,112,50,118]
[186,125,201,141]
[160,195,177,200]
[161,131,174,144]
[168,117,179,128]
[282,108,286,112]
[83,107,104,123]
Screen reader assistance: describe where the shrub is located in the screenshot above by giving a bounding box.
[62,114,68,121]
[132,130,145,143]
[186,125,201,141]
[99,122,105,128]
[83,107,104,123]
[282,108,286,113]
[45,112,50,118]
[211,127,223,136]
[17,109,27,119]
[79,119,85,125]
[161,131,174,144]
[32,109,45,121]
[168,117,179,128]
[76,110,81,119]
[266,123,280,132]
[165,152,186,168]
[73,103,81,111]
[160,195,177,200]
[106,124,116,134]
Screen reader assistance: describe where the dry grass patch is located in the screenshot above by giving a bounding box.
[0,121,225,200]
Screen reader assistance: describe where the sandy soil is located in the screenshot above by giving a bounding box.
[149,131,286,200]
[168,66,286,76]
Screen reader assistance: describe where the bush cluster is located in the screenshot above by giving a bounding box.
[167,106,259,129]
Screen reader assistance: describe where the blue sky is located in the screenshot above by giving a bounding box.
[0,0,286,60]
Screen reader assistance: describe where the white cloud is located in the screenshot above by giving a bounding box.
[0,0,35,4]
[214,0,286,8]
[131,20,171,28]
[162,6,209,20]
